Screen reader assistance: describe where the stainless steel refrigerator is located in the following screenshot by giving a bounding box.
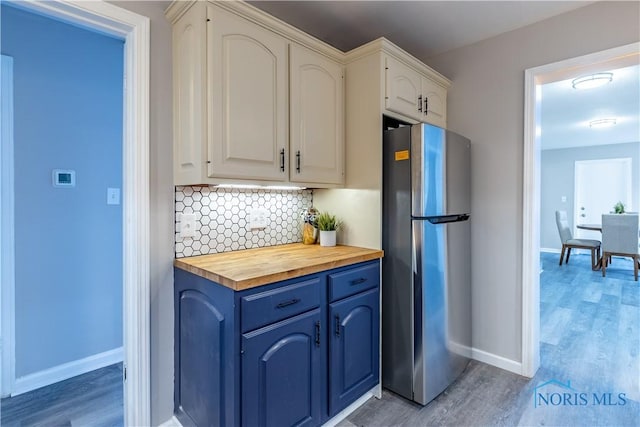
[382,122,471,405]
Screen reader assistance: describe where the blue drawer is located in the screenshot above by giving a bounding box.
[241,277,321,332]
[328,262,379,303]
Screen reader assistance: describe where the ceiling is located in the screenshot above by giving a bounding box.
[248,1,638,150]
[248,1,594,59]
[541,64,640,150]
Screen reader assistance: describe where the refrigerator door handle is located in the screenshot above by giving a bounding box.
[424,214,469,224]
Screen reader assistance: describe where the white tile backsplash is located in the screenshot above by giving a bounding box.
[175,186,313,258]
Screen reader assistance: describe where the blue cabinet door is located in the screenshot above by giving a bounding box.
[329,287,380,416]
[242,308,322,427]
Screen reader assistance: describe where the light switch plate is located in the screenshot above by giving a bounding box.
[180,213,196,238]
[107,188,121,205]
[250,208,269,230]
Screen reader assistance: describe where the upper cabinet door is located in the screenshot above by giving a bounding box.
[172,2,207,185]
[290,44,344,185]
[421,77,447,128]
[385,55,422,121]
[207,6,288,181]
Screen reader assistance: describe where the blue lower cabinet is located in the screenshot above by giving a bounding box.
[329,287,380,416]
[174,260,380,427]
[174,269,239,427]
[241,309,322,427]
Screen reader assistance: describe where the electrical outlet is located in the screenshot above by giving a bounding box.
[250,208,269,230]
[180,213,196,238]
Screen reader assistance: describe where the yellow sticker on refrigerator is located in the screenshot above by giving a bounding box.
[395,150,410,161]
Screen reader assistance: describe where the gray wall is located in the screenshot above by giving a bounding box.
[427,1,640,363]
[108,2,174,425]
[2,5,123,377]
[541,142,640,250]
[95,1,640,423]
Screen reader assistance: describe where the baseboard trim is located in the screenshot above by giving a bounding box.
[158,415,183,427]
[322,386,376,427]
[448,341,473,359]
[540,247,560,254]
[12,347,123,396]
[471,347,522,376]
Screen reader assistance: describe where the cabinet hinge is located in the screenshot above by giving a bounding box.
[123,365,127,382]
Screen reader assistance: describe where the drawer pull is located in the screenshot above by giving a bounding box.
[276,298,300,309]
[350,278,367,286]
[335,315,341,337]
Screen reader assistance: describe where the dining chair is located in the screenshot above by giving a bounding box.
[555,210,601,270]
[601,213,640,281]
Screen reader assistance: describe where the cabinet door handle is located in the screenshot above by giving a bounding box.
[276,298,300,309]
[335,315,341,337]
[350,277,367,286]
[418,95,422,112]
[315,321,321,347]
[424,97,428,116]
[279,148,285,172]
[296,150,301,173]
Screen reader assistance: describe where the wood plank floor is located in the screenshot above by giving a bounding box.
[1,363,123,427]
[342,252,640,426]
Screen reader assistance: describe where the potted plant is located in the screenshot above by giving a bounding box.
[614,201,626,214]
[315,211,341,247]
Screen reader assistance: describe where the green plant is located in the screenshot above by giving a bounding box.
[315,211,341,231]
[614,201,626,214]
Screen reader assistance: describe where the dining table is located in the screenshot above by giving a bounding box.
[577,223,602,232]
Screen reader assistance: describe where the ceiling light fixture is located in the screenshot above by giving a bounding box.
[589,118,617,128]
[571,72,613,89]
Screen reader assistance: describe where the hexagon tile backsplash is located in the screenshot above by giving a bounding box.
[175,186,313,258]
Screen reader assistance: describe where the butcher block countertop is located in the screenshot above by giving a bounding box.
[174,243,384,291]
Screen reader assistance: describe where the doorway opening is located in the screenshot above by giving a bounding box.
[522,42,640,378]
[0,1,150,425]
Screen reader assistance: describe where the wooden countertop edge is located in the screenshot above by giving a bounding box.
[174,249,383,291]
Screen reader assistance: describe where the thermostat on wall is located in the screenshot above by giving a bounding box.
[52,169,76,187]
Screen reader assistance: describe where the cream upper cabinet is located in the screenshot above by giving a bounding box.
[172,2,207,186]
[385,55,423,121]
[421,76,447,128]
[168,1,345,187]
[208,5,288,182]
[289,44,344,185]
[384,55,447,127]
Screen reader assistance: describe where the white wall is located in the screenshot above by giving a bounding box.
[427,1,640,364]
[108,2,174,425]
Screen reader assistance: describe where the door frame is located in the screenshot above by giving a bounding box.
[522,42,640,378]
[1,54,15,405]
[0,1,150,425]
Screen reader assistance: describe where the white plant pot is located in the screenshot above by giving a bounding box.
[319,230,336,247]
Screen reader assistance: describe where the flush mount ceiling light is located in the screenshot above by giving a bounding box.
[571,72,613,89]
[589,118,617,128]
